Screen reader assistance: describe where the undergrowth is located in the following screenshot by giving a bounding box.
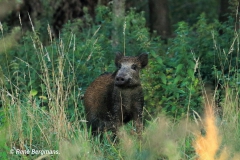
[0,4,239,160]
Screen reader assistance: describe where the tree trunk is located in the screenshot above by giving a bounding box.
[219,0,230,23]
[149,0,172,39]
[112,0,125,50]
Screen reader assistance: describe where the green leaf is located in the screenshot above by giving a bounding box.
[151,50,163,65]
[159,72,166,84]
[173,75,181,84]
[187,69,194,78]
[30,89,38,96]
[156,57,163,65]
[176,64,184,73]
[39,95,47,100]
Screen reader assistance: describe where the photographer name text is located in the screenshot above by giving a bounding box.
[10,149,59,155]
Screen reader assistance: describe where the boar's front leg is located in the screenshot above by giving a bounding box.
[113,103,124,133]
[133,107,143,136]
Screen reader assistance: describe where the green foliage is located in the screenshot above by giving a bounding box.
[0,109,9,160]
[143,13,240,119]
[143,21,202,119]
[0,2,240,160]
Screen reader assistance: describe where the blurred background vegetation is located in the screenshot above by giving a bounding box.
[0,0,240,159]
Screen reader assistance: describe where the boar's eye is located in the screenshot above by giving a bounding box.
[131,64,137,70]
[118,64,122,69]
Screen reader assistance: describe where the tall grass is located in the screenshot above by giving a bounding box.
[0,16,91,159]
[192,19,240,159]
[0,11,240,160]
[193,87,240,160]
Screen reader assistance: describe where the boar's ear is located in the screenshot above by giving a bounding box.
[138,53,148,68]
[115,52,123,66]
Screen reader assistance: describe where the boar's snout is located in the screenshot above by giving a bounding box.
[115,75,130,86]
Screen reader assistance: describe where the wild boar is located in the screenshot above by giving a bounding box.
[84,52,148,136]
